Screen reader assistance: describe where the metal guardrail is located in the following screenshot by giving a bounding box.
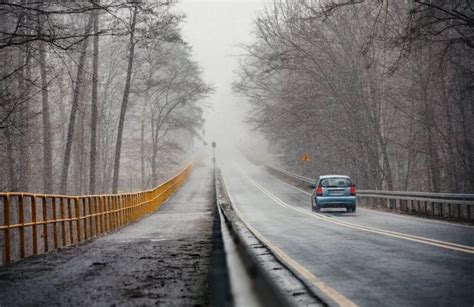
[214,168,294,307]
[0,163,193,265]
[266,165,314,184]
[265,164,474,220]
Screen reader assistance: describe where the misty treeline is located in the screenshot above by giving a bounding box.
[235,0,474,193]
[0,1,212,195]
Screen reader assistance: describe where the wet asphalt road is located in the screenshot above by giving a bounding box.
[220,149,474,307]
[0,167,214,306]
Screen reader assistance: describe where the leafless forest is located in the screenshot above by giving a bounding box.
[235,0,474,193]
[0,1,212,195]
[1,0,473,195]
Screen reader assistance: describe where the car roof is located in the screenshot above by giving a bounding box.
[318,175,350,179]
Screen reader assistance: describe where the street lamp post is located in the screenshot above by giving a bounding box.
[212,141,216,169]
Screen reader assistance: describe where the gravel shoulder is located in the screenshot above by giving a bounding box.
[0,166,214,306]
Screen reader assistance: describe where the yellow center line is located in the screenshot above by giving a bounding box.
[221,169,358,307]
[247,176,474,254]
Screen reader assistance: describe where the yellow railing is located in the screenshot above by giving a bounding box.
[0,163,193,265]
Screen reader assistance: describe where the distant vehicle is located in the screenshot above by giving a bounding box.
[310,175,356,212]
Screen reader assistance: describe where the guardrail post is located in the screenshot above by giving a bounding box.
[94,197,98,235]
[125,195,129,225]
[118,196,122,226]
[108,196,113,230]
[120,196,124,225]
[91,197,95,236]
[19,194,25,259]
[32,196,37,255]
[109,196,112,230]
[87,197,92,238]
[130,195,133,223]
[115,196,118,227]
[4,194,11,264]
[119,195,124,226]
[75,197,81,243]
[125,195,131,223]
[52,197,58,250]
[67,198,74,245]
[60,198,66,247]
[128,194,132,224]
[83,198,88,241]
[129,195,132,223]
[102,196,107,233]
[99,196,104,234]
[93,197,98,237]
[114,195,118,228]
[105,196,110,232]
[112,196,117,230]
[42,196,48,252]
[108,196,112,231]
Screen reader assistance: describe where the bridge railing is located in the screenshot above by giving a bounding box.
[265,164,474,221]
[0,163,193,265]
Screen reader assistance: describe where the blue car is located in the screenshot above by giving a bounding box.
[310,175,356,212]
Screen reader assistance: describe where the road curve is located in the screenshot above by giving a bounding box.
[219,149,474,307]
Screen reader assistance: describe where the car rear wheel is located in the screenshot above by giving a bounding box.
[315,205,320,212]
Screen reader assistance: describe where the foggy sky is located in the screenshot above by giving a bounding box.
[176,0,267,148]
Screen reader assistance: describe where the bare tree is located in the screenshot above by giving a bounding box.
[60,16,93,194]
[235,0,473,192]
[39,40,53,193]
[111,4,138,194]
[0,0,210,195]
[89,0,100,194]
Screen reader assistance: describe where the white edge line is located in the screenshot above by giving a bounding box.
[248,177,474,254]
[220,168,358,307]
[270,172,474,229]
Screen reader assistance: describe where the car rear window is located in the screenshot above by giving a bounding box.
[320,178,351,187]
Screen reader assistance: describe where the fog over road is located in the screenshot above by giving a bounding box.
[219,148,474,307]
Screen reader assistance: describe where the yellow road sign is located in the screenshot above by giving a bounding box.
[300,153,311,161]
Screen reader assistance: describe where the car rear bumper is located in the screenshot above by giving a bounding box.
[315,196,356,207]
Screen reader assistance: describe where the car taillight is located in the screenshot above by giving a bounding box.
[316,185,323,196]
[350,184,356,196]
